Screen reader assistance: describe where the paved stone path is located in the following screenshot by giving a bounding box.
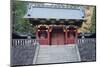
[35,44,81,64]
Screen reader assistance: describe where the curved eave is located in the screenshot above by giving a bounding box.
[23,17,86,22]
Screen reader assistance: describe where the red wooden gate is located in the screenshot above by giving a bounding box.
[51,31,64,45]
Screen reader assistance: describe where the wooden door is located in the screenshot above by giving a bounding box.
[57,32,64,45]
[51,32,64,45]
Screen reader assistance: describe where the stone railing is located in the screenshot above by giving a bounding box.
[12,39,39,46]
[77,38,96,44]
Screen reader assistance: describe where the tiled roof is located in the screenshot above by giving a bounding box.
[24,4,85,20]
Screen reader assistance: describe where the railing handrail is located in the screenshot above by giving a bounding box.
[77,38,96,44]
[12,39,39,46]
[78,38,96,39]
[12,39,37,40]
[12,38,96,46]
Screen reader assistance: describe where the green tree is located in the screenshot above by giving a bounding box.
[90,7,96,33]
[12,0,33,34]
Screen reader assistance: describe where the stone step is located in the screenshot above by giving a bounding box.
[35,45,81,64]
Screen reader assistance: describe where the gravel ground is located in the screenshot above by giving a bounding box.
[11,44,36,66]
[77,38,96,62]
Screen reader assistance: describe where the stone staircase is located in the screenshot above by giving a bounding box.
[35,45,81,64]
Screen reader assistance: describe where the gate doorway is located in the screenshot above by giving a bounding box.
[51,27,65,45]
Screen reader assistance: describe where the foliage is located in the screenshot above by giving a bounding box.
[90,7,96,33]
[12,0,33,34]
